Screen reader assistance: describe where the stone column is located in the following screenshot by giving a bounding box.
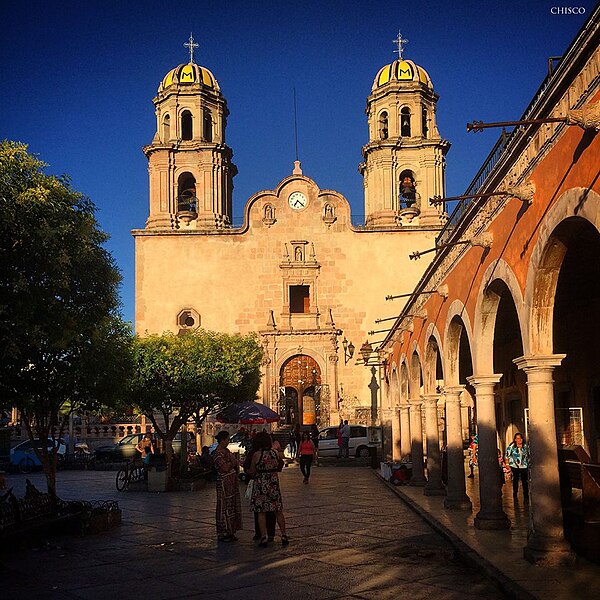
[391,407,401,460]
[444,386,472,509]
[400,404,412,458]
[423,394,445,495]
[514,355,575,565]
[409,397,426,485]
[467,375,510,530]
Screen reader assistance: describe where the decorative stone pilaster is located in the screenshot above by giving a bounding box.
[423,394,446,496]
[514,355,575,565]
[467,375,510,530]
[391,407,401,460]
[444,386,472,510]
[409,397,426,486]
[400,404,412,458]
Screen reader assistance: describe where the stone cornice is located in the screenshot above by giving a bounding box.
[259,328,340,338]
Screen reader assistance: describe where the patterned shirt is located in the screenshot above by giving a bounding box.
[505,442,529,469]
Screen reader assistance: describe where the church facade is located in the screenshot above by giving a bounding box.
[133,48,449,429]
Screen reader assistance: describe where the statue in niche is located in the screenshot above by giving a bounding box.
[294,246,303,262]
[323,203,336,225]
[263,203,276,225]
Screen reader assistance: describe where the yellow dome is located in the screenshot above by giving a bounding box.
[372,59,432,91]
[159,63,220,92]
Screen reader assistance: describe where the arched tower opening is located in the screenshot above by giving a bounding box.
[400,106,412,137]
[181,110,193,141]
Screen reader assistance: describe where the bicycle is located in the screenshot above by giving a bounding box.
[115,457,146,491]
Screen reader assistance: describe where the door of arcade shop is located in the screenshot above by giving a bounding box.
[280,355,322,426]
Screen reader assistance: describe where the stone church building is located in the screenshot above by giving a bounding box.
[133,46,449,428]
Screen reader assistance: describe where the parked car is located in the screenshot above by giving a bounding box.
[10,438,66,473]
[208,431,250,456]
[317,425,381,458]
[93,432,193,463]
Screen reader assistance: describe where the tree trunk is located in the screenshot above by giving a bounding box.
[23,416,58,498]
[180,422,188,474]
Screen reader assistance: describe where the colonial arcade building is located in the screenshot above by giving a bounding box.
[377,10,600,564]
[133,39,449,429]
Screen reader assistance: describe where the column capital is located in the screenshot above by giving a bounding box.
[421,394,440,407]
[513,354,566,372]
[444,385,465,401]
[409,397,423,408]
[399,403,411,413]
[467,374,502,388]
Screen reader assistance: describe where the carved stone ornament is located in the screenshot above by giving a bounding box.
[471,232,493,249]
[407,308,427,320]
[567,102,600,131]
[396,206,420,225]
[401,319,414,333]
[500,180,536,205]
[436,284,449,299]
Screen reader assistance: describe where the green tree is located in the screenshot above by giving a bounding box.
[0,141,133,496]
[130,330,262,476]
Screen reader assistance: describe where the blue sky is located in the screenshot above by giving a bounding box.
[0,0,592,325]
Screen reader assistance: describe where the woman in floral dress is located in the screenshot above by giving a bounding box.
[213,430,242,542]
[249,431,288,547]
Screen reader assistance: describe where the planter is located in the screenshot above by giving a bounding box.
[78,501,121,535]
[148,467,168,492]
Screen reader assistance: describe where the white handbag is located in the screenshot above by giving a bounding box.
[244,479,254,500]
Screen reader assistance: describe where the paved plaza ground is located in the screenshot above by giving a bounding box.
[1,464,508,600]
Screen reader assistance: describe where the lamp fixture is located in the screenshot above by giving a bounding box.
[410,233,493,261]
[359,340,373,365]
[467,102,600,132]
[342,337,355,365]
[430,181,535,207]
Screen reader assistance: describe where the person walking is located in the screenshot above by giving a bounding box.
[310,423,320,465]
[467,434,478,478]
[505,432,530,502]
[337,420,350,458]
[289,427,297,458]
[336,419,343,457]
[293,423,301,458]
[213,431,243,542]
[298,431,316,483]
[249,431,289,547]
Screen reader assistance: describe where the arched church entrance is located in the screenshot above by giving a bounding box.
[280,355,322,426]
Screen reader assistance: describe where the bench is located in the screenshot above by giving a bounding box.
[558,445,600,524]
[0,480,81,543]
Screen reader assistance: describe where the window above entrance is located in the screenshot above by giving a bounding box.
[290,285,310,313]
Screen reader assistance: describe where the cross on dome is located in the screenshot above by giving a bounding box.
[184,33,199,64]
[393,31,408,60]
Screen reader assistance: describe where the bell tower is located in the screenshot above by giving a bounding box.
[143,36,237,230]
[360,33,450,228]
